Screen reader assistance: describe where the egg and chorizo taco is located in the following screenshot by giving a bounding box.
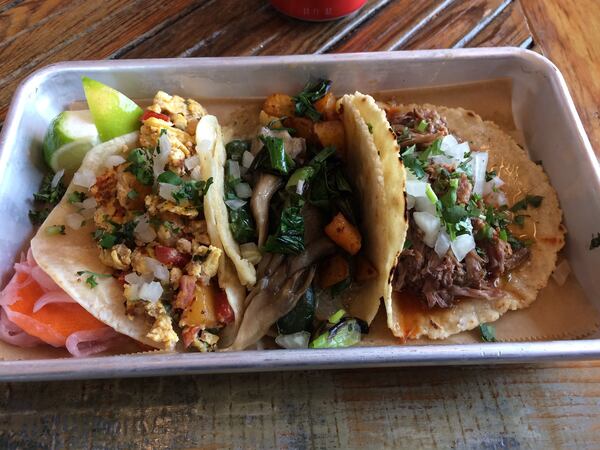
[30,91,246,351]
[373,99,565,339]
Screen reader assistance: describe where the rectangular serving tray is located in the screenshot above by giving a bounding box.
[1,48,600,381]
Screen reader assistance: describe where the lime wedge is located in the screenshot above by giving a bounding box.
[43,110,99,175]
[82,77,143,142]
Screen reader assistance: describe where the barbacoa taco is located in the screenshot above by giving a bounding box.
[30,91,246,351]
[376,101,565,339]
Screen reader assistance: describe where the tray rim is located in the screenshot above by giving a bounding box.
[1,47,598,381]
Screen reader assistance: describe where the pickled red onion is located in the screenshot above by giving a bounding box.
[0,307,42,347]
[32,291,75,313]
[65,328,119,357]
[30,266,60,291]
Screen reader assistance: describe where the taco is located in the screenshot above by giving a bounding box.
[30,91,246,351]
[377,101,565,339]
[206,82,396,350]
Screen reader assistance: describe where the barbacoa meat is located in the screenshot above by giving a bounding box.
[385,107,449,149]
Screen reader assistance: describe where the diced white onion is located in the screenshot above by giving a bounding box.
[138,281,163,303]
[72,169,96,189]
[82,197,97,209]
[451,234,476,262]
[142,257,169,282]
[552,259,571,286]
[225,198,246,210]
[414,196,437,216]
[184,155,200,171]
[158,182,178,201]
[445,141,470,161]
[275,331,311,349]
[51,169,64,188]
[483,176,505,196]
[406,180,428,197]
[440,135,459,153]
[413,211,440,248]
[228,160,241,179]
[471,151,489,196]
[105,155,126,168]
[190,166,202,181]
[434,230,451,258]
[240,242,262,265]
[431,154,456,167]
[81,208,96,219]
[125,272,144,285]
[153,132,171,178]
[406,195,416,210]
[134,217,157,243]
[242,151,255,168]
[66,212,84,230]
[234,182,252,199]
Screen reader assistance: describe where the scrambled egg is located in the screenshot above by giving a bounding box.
[185,244,222,280]
[145,302,179,350]
[99,244,132,270]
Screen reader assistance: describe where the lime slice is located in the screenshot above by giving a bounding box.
[43,110,99,175]
[82,77,143,142]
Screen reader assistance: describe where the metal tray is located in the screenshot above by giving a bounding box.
[1,48,599,381]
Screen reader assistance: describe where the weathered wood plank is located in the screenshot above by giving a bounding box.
[0,0,200,120]
[520,0,600,157]
[0,0,78,44]
[1,362,600,448]
[466,0,530,47]
[402,0,508,49]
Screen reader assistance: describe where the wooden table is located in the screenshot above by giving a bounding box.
[1,0,600,448]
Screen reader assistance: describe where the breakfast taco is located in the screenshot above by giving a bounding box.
[204,82,398,350]
[28,91,246,352]
[374,99,565,339]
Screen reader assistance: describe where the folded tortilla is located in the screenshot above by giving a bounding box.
[380,104,565,339]
[338,93,408,324]
[31,117,247,350]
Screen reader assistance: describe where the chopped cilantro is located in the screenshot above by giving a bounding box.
[225,140,251,162]
[293,78,331,122]
[76,270,112,289]
[498,229,508,241]
[400,145,426,179]
[396,127,411,144]
[403,238,413,250]
[480,323,497,342]
[68,191,86,204]
[590,233,600,250]
[418,138,443,162]
[163,221,181,234]
[94,220,136,249]
[45,225,65,236]
[367,122,373,134]
[127,189,139,200]
[511,195,543,212]
[416,119,427,133]
[485,170,497,182]
[156,170,182,186]
[28,174,66,225]
[126,148,154,185]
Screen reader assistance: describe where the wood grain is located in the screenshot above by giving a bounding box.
[467,0,530,47]
[520,0,600,157]
[1,362,600,448]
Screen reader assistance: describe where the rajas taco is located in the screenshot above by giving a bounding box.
[374,100,565,339]
[30,91,246,351]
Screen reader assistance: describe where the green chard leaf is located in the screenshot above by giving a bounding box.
[260,136,295,175]
[225,140,251,162]
[293,78,331,122]
[263,197,305,255]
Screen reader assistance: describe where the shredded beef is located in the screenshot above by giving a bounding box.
[394,218,530,309]
[385,107,449,149]
[456,173,472,205]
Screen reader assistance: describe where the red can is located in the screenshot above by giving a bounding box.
[270,0,367,21]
